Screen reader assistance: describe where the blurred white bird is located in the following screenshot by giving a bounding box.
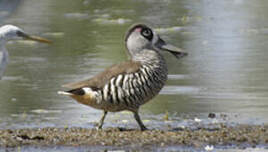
[0,25,51,79]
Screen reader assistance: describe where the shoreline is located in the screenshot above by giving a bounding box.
[0,123,267,149]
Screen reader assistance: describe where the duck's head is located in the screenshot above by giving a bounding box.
[125,24,187,59]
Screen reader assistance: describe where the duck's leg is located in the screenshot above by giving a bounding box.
[133,110,147,131]
[97,111,107,129]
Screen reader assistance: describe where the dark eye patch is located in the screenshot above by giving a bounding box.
[125,24,153,43]
[141,28,153,41]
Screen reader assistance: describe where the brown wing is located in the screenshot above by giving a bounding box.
[62,60,142,90]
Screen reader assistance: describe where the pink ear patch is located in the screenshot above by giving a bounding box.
[134,27,142,32]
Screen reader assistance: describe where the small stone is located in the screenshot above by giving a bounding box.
[208,113,216,118]
[204,145,214,151]
[194,118,202,122]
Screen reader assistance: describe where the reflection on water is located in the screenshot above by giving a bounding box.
[1,0,268,130]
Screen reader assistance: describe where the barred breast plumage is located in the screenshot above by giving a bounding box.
[94,50,168,112]
[58,24,187,130]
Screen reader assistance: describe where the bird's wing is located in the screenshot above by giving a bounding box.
[62,60,142,90]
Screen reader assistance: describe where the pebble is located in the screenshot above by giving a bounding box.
[208,113,216,118]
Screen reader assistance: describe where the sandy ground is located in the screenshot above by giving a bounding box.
[0,123,267,149]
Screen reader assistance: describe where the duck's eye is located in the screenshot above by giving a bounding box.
[142,29,151,36]
[141,28,153,41]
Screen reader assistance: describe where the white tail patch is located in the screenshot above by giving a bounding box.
[82,87,93,94]
[57,91,73,96]
[82,87,99,103]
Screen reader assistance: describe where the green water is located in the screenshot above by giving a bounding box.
[1,0,268,130]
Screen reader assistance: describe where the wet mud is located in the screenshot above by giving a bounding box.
[0,123,267,149]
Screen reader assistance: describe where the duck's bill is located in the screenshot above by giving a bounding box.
[156,38,187,59]
[161,44,188,59]
[17,31,52,43]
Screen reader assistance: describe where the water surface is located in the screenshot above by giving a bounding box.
[0,0,268,131]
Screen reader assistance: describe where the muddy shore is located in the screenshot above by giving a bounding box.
[0,123,267,149]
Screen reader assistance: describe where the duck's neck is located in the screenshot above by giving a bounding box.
[132,49,165,64]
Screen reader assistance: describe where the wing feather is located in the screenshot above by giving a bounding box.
[62,60,141,90]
